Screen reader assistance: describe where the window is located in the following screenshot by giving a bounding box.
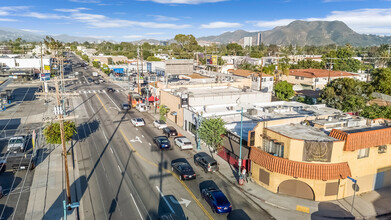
[262,138,284,158]
[315,79,319,82]
[15,63,19,67]
[378,145,387,154]
[270,78,273,81]
[300,77,304,80]
[357,148,369,159]
[295,76,299,79]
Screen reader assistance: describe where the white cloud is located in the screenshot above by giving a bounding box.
[0,18,18,22]
[54,8,90,12]
[69,0,101,3]
[252,19,296,28]
[21,29,43,33]
[71,12,191,29]
[138,0,228,4]
[123,35,144,39]
[201,21,242,29]
[251,8,391,35]
[23,12,66,19]
[152,15,179,21]
[146,32,164,35]
[0,6,29,16]
[85,35,113,39]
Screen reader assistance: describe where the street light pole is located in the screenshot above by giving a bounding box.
[238,107,243,177]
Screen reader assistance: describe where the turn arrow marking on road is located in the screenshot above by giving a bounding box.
[178,198,191,207]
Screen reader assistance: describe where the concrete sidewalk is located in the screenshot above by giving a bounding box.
[25,100,82,220]
[145,108,391,220]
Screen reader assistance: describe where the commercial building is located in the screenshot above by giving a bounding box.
[91,55,128,65]
[228,69,274,93]
[245,103,391,201]
[165,59,194,75]
[160,86,272,128]
[282,69,359,90]
[244,37,253,48]
[0,55,51,80]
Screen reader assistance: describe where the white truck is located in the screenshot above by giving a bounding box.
[7,136,26,152]
[92,72,99,77]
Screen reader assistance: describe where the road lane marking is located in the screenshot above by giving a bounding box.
[118,129,213,220]
[130,193,143,220]
[104,92,120,111]
[118,165,122,173]
[141,135,144,138]
[95,94,108,113]
[156,186,175,214]
[96,93,213,220]
[148,143,151,146]
[110,147,113,154]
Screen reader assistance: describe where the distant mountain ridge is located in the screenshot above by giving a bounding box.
[197,20,391,46]
[0,27,101,43]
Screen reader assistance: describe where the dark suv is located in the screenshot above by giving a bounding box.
[194,152,219,173]
[163,126,178,137]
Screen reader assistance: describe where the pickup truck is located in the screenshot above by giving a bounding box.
[7,136,26,152]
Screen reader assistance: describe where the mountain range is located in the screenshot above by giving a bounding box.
[198,20,391,46]
[1,20,391,46]
[0,27,101,43]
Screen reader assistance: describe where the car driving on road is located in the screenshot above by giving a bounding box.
[153,136,171,150]
[171,161,196,180]
[153,120,167,129]
[174,137,193,150]
[131,118,145,127]
[107,87,114,93]
[201,187,232,214]
[122,103,130,110]
[7,136,26,152]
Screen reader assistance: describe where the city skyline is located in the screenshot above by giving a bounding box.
[0,0,391,41]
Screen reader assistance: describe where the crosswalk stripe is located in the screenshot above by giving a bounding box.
[98,90,101,93]
[83,91,87,94]
[88,91,91,93]
[93,91,96,93]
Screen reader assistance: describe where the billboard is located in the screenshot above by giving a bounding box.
[44,65,50,71]
[206,55,218,65]
[40,73,50,81]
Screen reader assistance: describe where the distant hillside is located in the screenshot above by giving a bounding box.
[197,20,391,46]
[0,27,101,43]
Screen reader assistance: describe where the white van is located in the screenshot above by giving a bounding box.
[136,103,149,112]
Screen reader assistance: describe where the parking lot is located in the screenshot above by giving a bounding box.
[0,85,47,219]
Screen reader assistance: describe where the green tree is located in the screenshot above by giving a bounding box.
[174,34,198,53]
[146,56,162,61]
[226,43,243,56]
[274,81,295,101]
[360,104,391,119]
[198,117,226,152]
[43,121,77,144]
[320,78,373,112]
[101,64,110,75]
[371,68,391,95]
[92,61,100,68]
[159,105,170,122]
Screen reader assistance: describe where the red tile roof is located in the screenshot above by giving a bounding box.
[289,69,356,78]
[249,147,351,180]
[329,127,391,151]
[229,69,272,78]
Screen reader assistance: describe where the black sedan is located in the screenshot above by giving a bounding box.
[153,136,171,150]
[171,162,196,181]
[163,126,178,137]
[106,87,115,93]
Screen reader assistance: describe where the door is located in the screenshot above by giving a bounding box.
[278,180,315,200]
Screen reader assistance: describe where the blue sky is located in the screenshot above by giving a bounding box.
[1,0,391,41]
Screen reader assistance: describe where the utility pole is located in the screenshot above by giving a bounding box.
[55,75,71,206]
[137,47,140,94]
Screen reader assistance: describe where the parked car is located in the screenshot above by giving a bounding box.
[107,87,115,93]
[171,161,196,180]
[0,159,6,173]
[153,136,171,150]
[163,126,178,137]
[94,80,100,84]
[201,187,232,214]
[87,78,93,83]
[0,185,3,199]
[122,103,130,110]
[131,118,145,127]
[174,137,193,150]
[194,152,219,173]
[7,136,26,152]
[99,78,104,83]
[153,120,167,129]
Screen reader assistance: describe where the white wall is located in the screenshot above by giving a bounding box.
[189,92,271,106]
[0,58,50,69]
